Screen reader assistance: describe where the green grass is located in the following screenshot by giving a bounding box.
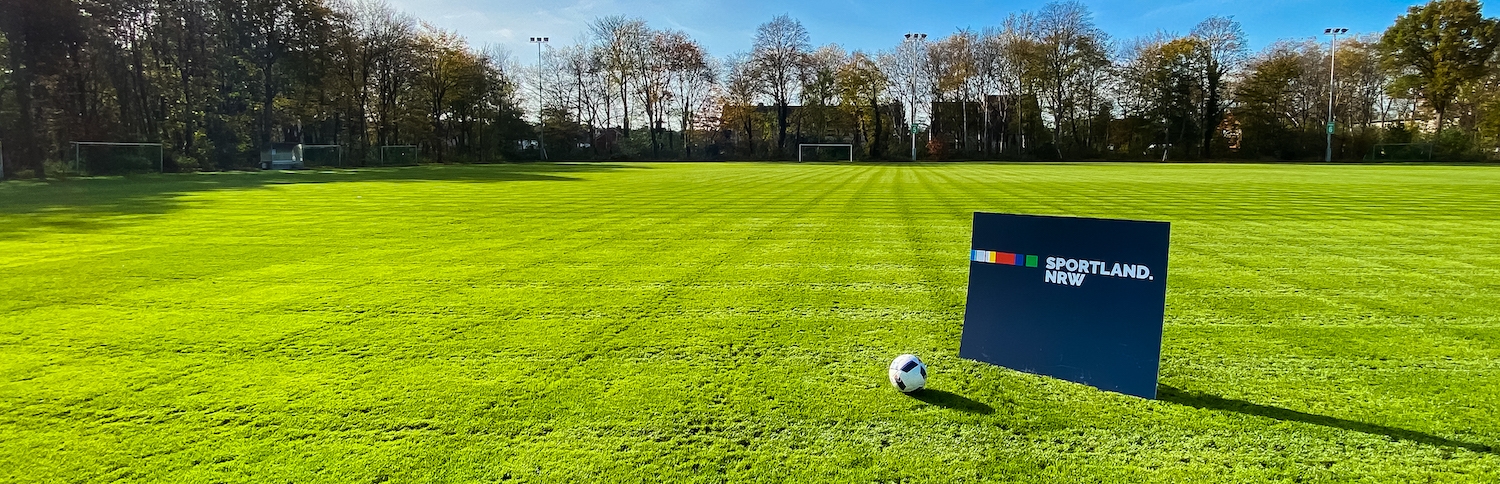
[2,162,1498,482]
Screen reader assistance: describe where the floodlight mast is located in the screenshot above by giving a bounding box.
[903,33,927,161]
[1324,28,1348,162]
[530,37,550,160]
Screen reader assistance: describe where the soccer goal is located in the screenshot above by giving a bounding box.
[302,144,345,167]
[70,141,165,175]
[378,145,419,166]
[1367,143,1433,162]
[798,143,854,162]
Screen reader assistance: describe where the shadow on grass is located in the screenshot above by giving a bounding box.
[908,389,995,414]
[1158,384,1493,454]
[0,163,639,237]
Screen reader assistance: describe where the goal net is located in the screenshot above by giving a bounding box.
[377,145,419,166]
[798,143,854,162]
[302,144,344,167]
[70,142,165,175]
[1367,143,1433,162]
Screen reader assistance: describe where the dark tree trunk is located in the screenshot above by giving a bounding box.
[744,110,753,156]
[777,103,789,158]
[870,91,883,159]
[5,22,46,179]
[619,80,631,138]
[1203,69,1220,159]
[9,31,45,178]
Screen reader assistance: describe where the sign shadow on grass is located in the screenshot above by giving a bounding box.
[907,389,995,415]
[1158,384,1493,454]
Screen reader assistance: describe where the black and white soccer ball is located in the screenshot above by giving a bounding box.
[888,354,927,393]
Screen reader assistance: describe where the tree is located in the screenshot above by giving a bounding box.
[1380,0,1500,131]
[799,44,846,147]
[0,0,83,177]
[881,35,931,160]
[589,16,647,139]
[929,30,981,156]
[665,35,714,158]
[1028,1,1111,158]
[1117,34,1206,159]
[836,51,888,158]
[636,29,676,156]
[976,21,1033,157]
[751,14,811,157]
[1190,16,1247,158]
[1233,44,1305,159]
[721,53,763,157]
[413,24,484,162]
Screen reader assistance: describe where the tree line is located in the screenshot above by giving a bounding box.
[0,0,530,177]
[3,0,1499,177]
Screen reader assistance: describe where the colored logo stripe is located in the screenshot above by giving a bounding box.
[971,250,1040,268]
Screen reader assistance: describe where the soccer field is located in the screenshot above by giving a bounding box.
[2,162,1497,482]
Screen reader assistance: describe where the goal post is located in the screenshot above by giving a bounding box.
[798,143,854,162]
[1366,142,1433,162]
[378,145,419,166]
[70,141,165,175]
[302,144,345,167]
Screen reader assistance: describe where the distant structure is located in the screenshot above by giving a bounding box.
[260,143,304,170]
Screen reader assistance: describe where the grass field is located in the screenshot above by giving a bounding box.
[2,162,1498,482]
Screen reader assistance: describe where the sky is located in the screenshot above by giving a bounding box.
[385,0,1492,60]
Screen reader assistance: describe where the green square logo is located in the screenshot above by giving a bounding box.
[1025,255,1039,267]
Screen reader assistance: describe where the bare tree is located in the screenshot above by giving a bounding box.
[722,53,763,156]
[751,14,811,157]
[976,21,1032,155]
[881,34,931,159]
[1030,1,1112,157]
[636,29,676,156]
[835,51,888,158]
[590,16,647,139]
[929,31,981,156]
[666,35,715,158]
[1191,16,1248,158]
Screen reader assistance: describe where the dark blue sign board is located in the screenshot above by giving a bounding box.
[960,212,1170,399]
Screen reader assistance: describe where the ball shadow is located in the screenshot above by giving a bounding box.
[907,389,995,415]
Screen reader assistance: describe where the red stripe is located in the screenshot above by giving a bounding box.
[995,252,1017,265]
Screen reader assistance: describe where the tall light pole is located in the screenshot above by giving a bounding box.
[530,37,550,160]
[903,33,927,161]
[1324,28,1347,162]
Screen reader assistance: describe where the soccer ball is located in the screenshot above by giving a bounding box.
[888,354,927,393]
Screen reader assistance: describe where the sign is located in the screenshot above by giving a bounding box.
[1328,122,1336,134]
[959,213,1170,399]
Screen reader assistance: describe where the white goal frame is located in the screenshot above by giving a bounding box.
[71,141,165,174]
[302,144,345,167]
[379,145,419,166]
[798,143,854,162]
[1367,142,1434,161]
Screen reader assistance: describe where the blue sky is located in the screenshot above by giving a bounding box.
[386,0,1487,59]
